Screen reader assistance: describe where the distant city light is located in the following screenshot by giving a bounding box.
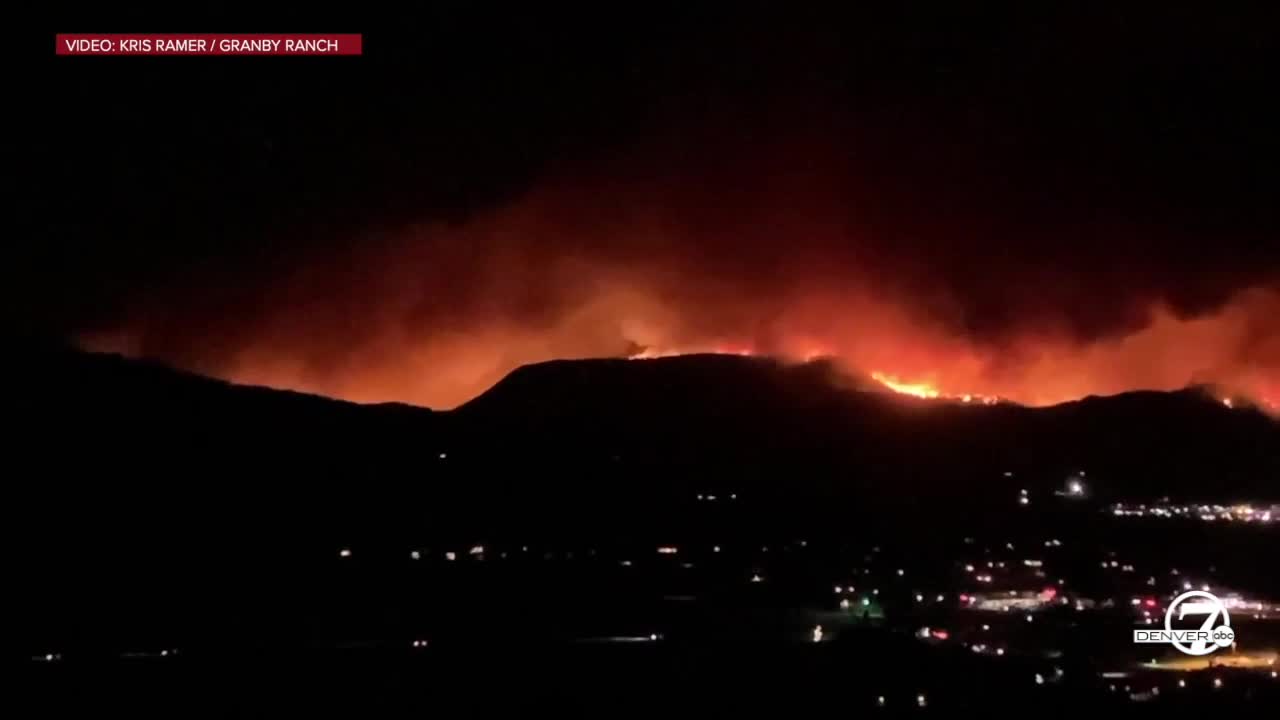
[657,546,679,555]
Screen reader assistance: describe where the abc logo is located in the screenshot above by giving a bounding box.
[1213,627,1236,648]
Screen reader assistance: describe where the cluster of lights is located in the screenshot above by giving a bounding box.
[1111,502,1276,523]
[694,493,738,502]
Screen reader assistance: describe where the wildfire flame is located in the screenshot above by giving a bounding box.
[870,371,941,399]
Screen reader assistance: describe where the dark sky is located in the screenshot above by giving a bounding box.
[10,5,1280,406]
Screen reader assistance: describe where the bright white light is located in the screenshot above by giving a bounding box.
[897,569,905,576]
[438,452,447,459]
[1068,480,1084,496]
[996,648,1005,656]
[339,548,351,558]
[1178,679,1186,688]
[469,545,485,556]
[916,693,927,708]
[840,598,851,610]
[812,625,824,643]
[1035,673,1044,685]
[877,696,886,707]
[835,585,843,594]
[410,551,421,560]
[445,551,456,561]
[650,633,658,641]
[657,546,678,555]
[936,594,945,602]
[1213,678,1222,689]
[712,546,720,553]
[982,624,990,631]
[915,594,924,602]
[1026,614,1033,623]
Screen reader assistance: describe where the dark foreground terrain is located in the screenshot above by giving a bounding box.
[15,347,1280,715]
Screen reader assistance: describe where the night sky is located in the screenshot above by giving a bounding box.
[11,5,1279,407]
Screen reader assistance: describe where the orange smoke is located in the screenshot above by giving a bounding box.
[77,161,1280,412]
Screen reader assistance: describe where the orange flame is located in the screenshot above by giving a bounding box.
[870,371,941,399]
